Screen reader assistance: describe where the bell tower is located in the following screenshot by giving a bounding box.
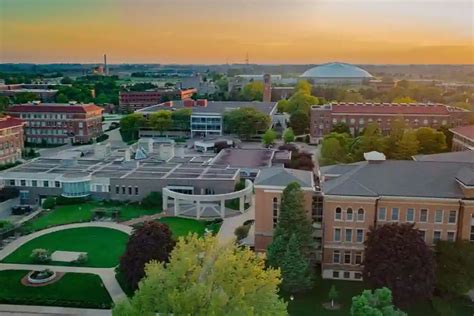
[263,73,272,102]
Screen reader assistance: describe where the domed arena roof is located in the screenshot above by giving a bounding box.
[301,62,373,79]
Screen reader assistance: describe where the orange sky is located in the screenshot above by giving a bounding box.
[0,0,473,64]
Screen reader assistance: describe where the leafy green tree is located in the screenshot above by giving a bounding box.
[342,91,364,102]
[280,234,313,293]
[41,197,56,209]
[95,93,110,105]
[282,128,295,144]
[331,122,350,134]
[55,93,69,103]
[415,127,447,154]
[171,108,192,131]
[328,285,339,308]
[60,76,74,84]
[14,92,38,103]
[120,113,146,142]
[393,96,416,103]
[224,107,271,140]
[351,287,406,316]
[241,81,264,101]
[0,96,10,112]
[320,133,351,165]
[149,110,172,135]
[141,192,163,210]
[435,240,474,296]
[277,99,290,113]
[289,111,309,135]
[113,234,287,316]
[262,128,277,146]
[295,80,312,94]
[285,91,318,114]
[392,130,419,160]
[352,123,385,160]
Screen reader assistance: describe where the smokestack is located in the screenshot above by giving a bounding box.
[104,54,108,75]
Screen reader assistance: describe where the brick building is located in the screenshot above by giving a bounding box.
[450,125,474,151]
[310,102,470,143]
[0,116,25,165]
[119,88,196,111]
[7,103,103,145]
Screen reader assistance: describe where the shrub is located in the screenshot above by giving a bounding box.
[56,196,90,206]
[96,134,109,143]
[75,253,88,264]
[234,224,251,241]
[141,192,162,209]
[0,220,13,232]
[234,179,246,191]
[41,197,56,209]
[431,297,455,316]
[30,249,51,263]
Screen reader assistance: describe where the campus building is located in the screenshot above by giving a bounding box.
[0,84,58,102]
[450,125,474,151]
[119,88,197,111]
[7,102,103,144]
[310,102,470,142]
[0,116,25,165]
[300,63,373,85]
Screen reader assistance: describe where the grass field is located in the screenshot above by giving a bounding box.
[2,227,129,267]
[0,270,112,309]
[157,217,221,238]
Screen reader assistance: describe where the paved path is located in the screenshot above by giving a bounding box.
[217,198,255,244]
[0,304,112,315]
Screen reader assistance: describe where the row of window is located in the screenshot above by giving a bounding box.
[333,250,363,265]
[335,207,364,221]
[419,230,456,243]
[115,185,139,196]
[332,270,362,280]
[329,117,449,126]
[20,113,72,119]
[9,179,61,188]
[333,228,365,243]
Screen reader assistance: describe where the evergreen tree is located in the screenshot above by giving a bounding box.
[266,235,287,268]
[280,234,313,293]
[328,285,339,308]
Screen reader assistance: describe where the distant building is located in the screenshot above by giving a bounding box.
[369,79,397,91]
[0,116,25,165]
[301,62,373,85]
[271,86,295,102]
[119,88,197,112]
[263,74,272,103]
[7,102,103,145]
[450,125,474,151]
[176,74,217,95]
[310,102,470,143]
[0,84,58,102]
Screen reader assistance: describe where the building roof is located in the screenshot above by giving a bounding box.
[8,103,103,114]
[211,148,274,168]
[254,167,314,188]
[137,100,277,116]
[450,125,474,140]
[0,116,25,129]
[321,160,470,199]
[414,151,474,163]
[301,63,372,79]
[312,102,466,115]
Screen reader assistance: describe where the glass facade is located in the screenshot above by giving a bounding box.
[62,180,91,197]
[190,115,222,136]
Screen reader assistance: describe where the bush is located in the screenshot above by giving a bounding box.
[56,196,90,206]
[432,297,455,316]
[234,179,246,191]
[141,192,162,209]
[41,197,56,209]
[30,249,51,263]
[96,134,109,143]
[0,220,13,232]
[75,253,88,264]
[0,187,19,202]
[234,224,251,241]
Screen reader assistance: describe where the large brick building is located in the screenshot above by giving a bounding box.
[7,103,103,145]
[0,116,25,165]
[310,102,471,143]
[449,125,474,151]
[119,88,196,111]
[254,156,474,281]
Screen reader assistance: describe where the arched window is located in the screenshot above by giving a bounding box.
[273,197,279,228]
[346,208,353,221]
[357,208,365,221]
[335,207,342,220]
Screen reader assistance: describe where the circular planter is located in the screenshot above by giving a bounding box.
[27,270,57,284]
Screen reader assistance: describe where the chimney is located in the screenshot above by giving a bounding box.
[196,99,208,107]
[104,54,109,76]
[263,74,271,102]
[183,99,195,107]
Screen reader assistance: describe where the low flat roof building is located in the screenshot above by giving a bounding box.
[450,125,474,151]
[119,88,197,111]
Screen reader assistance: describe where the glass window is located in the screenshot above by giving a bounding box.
[55,181,60,188]
[406,208,415,222]
[345,229,352,242]
[333,250,340,263]
[420,209,428,222]
[448,211,456,224]
[435,210,443,223]
[332,271,339,278]
[355,252,362,265]
[9,180,15,186]
[122,186,126,194]
[115,186,119,194]
[391,208,399,221]
[346,208,353,221]
[20,180,26,186]
[378,207,386,221]
[433,231,441,243]
[32,180,37,187]
[273,197,279,228]
[357,208,364,221]
[135,187,139,195]
[355,273,362,280]
[334,228,341,242]
[344,252,351,264]
[470,225,474,242]
[419,230,426,241]
[343,271,350,279]
[356,229,364,243]
[335,207,342,220]
[43,181,49,187]
[447,232,455,242]
[128,187,132,195]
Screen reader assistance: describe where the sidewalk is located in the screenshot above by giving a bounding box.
[0,304,112,315]
[217,198,255,244]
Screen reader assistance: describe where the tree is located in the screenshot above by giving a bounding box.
[391,130,419,160]
[289,110,309,135]
[262,128,277,146]
[113,234,287,316]
[352,123,385,160]
[41,197,56,209]
[149,110,172,135]
[320,133,351,165]
[267,182,313,268]
[0,96,10,112]
[328,285,339,308]
[60,76,74,84]
[241,81,264,101]
[453,101,471,111]
[277,99,289,113]
[171,108,192,131]
[285,91,318,114]
[351,287,406,316]
[415,127,447,154]
[363,224,435,307]
[435,240,474,296]
[282,128,295,144]
[295,80,312,94]
[119,222,175,289]
[55,93,69,103]
[120,113,145,142]
[331,122,350,135]
[280,234,313,293]
[393,96,416,103]
[141,192,162,210]
[224,107,271,140]
[14,92,37,103]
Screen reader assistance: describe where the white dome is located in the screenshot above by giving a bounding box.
[301,62,373,79]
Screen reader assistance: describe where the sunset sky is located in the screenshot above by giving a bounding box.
[0,0,473,64]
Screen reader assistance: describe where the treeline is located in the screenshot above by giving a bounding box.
[320,121,450,165]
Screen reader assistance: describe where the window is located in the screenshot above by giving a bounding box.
[357,208,365,221]
[332,271,340,278]
[391,208,399,221]
[335,207,342,220]
[447,232,455,242]
[344,252,351,264]
[55,181,60,188]
[433,231,441,243]
[32,180,37,187]
[43,181,49,187]
[334,228,341,242]
[333,250,341,263]
[435,210,443,223]
[345,229,352,242]
[470,225,474,242]
[346,208,353,221]
[343,271,350,279]
[378,207,386,221]
[115,186,119,194]
[272,197,279,228]
[420,209,428,222]
[406,208,415,222]
[448,211,456,224]
[20,180,26,186]
[122,186,126,194]
[419,230,426,241]
[135,187,139,195]
[355,252,363,265]
[356,229,364,243]
[9,180,15,186]
[355,272,362,280]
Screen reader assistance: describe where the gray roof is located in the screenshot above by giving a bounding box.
[321,160,471,199]
[414,151,474,163]
[301,63,373,79]
[255,167,313,188]
[137,100,277,116]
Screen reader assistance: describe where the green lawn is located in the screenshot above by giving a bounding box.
[285,276,474,316]
[0,270,112,309]
[157,217,222,238]
[2,227,129,267]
